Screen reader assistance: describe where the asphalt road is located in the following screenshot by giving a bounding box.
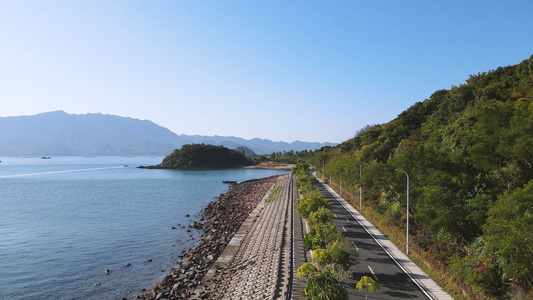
[314,181,431,300]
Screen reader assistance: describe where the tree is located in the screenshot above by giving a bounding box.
[296,263,346,300]
[310,207,333,224]
[356,276,380,300]
[311,239,358,274]
[484,180,533,285]
[297,192,330,219]
[303,222,342,251]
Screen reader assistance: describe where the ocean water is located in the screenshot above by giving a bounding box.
[0,156,288,300]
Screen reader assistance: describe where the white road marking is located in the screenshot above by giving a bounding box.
[368,265,379,281]
[352,241,359,250]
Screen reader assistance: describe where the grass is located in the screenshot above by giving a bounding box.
[266,186,282,203]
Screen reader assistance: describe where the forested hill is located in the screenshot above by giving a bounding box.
[153,144,254,169]
[312,55,533,299]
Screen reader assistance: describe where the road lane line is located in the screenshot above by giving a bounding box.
[368,265,379,281]
[312,173,435,300]
[352,241,359,250]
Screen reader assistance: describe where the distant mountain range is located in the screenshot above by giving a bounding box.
[0,111,337,156]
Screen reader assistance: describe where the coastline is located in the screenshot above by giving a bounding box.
[138,163,294,171]
[198,173,294,299]
[243,163,294,171]
[135,174,283,300]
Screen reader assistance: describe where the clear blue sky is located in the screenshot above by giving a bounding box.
[1,1,532,143]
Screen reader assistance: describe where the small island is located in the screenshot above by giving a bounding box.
[139,144,254,169]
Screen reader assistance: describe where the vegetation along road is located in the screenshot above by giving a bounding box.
[312,174,452,299]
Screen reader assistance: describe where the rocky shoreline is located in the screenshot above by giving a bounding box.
[136,165,253,170]
[243,163,294,171]
[135,175,282,300]
[137,164,293,171]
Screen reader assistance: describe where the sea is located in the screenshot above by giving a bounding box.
[0,156,288,300]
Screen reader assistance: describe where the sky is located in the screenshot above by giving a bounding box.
[1,1,532,143]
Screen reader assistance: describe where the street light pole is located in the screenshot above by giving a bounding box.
[340,175,342,197]
[357,163,362,212]
[395,168,410,255]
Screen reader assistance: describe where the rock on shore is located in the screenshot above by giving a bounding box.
[135,175,282,300]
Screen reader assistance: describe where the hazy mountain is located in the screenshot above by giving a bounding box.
[0,111,336,156]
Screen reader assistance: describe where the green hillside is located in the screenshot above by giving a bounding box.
[158,144,254,169]
[309,55,533,299]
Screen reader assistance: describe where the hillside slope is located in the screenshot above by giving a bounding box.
[313,54,533,299]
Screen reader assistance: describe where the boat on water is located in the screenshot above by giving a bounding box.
[41,156,51,159]
[222,180,237,184]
